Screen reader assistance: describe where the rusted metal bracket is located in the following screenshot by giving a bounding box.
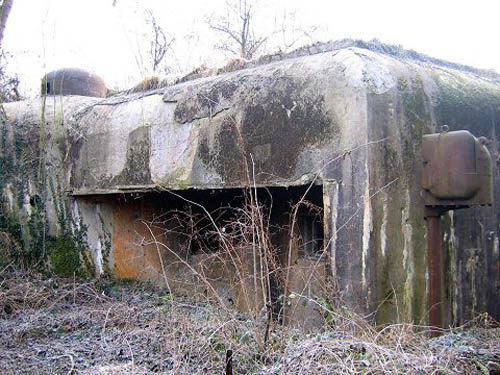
[422,126,493,335]
[424,207,449,335]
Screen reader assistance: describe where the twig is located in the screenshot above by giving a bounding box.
[50,353,75,375]
[125,337,135,366]
[101,305,113,349]
[142,221,171,294]
[225,349,233,375]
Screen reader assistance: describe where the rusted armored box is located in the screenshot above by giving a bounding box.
[422,129,493,207]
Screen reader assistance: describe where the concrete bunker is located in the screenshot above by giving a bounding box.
[2,40,500,327]
[77,183,327,326]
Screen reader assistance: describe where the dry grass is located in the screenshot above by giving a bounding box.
[0,267,498,374]
[126,76,167,93]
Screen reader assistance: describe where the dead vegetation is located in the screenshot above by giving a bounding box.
[0,135,498,373]
[2,142,497,374]
[122,57,250,94]
[126,76,165,94]
[122,38,500,95]
[0,264,498,374]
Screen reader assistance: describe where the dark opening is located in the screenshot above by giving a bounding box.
[142,184,324,257]
[297,213,324,258]
[41,81,51,95]
[113,184,324,260]
[113,183,324,317]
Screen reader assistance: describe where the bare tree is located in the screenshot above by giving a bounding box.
[0,0,13,48]
[145,10,175,73]
[277,9,318,53]
[207,0,272,60]
[207,0,321,60]
[0,0,19,102]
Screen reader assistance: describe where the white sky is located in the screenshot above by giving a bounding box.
[4,0,500,96]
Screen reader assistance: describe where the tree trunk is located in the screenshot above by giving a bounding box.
[0,0,14,48]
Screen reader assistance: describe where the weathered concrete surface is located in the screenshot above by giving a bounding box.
[2,41,500,325]
[286,258,326,331]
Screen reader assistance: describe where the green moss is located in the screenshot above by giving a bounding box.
[0,121,29,265]
[433,71,500,136]
[0,102,95,272]
[48,234,82,277]
[402,75,432,134]
[25,204,48,265]
[397,77,408,91]
[154,169,192,190]
[0,213,23,266]
[80,249,95,277]
[368,81,431,325]
[4,213,22,243]
[1,114,79,270]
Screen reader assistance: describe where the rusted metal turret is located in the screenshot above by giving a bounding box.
[41,68,106,98]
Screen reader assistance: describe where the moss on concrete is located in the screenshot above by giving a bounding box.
[402,74,432,135]
[111,126,152,186]
[434,72,500,136]
[0,101,96,274]
[48,234,81,277]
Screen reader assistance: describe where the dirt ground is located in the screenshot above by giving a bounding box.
[0,267,499,374]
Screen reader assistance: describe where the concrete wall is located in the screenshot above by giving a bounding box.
[1,44,499,325]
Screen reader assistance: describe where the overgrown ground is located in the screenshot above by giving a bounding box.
[0,266,499,375]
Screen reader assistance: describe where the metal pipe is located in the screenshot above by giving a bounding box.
[426,210,444,335]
